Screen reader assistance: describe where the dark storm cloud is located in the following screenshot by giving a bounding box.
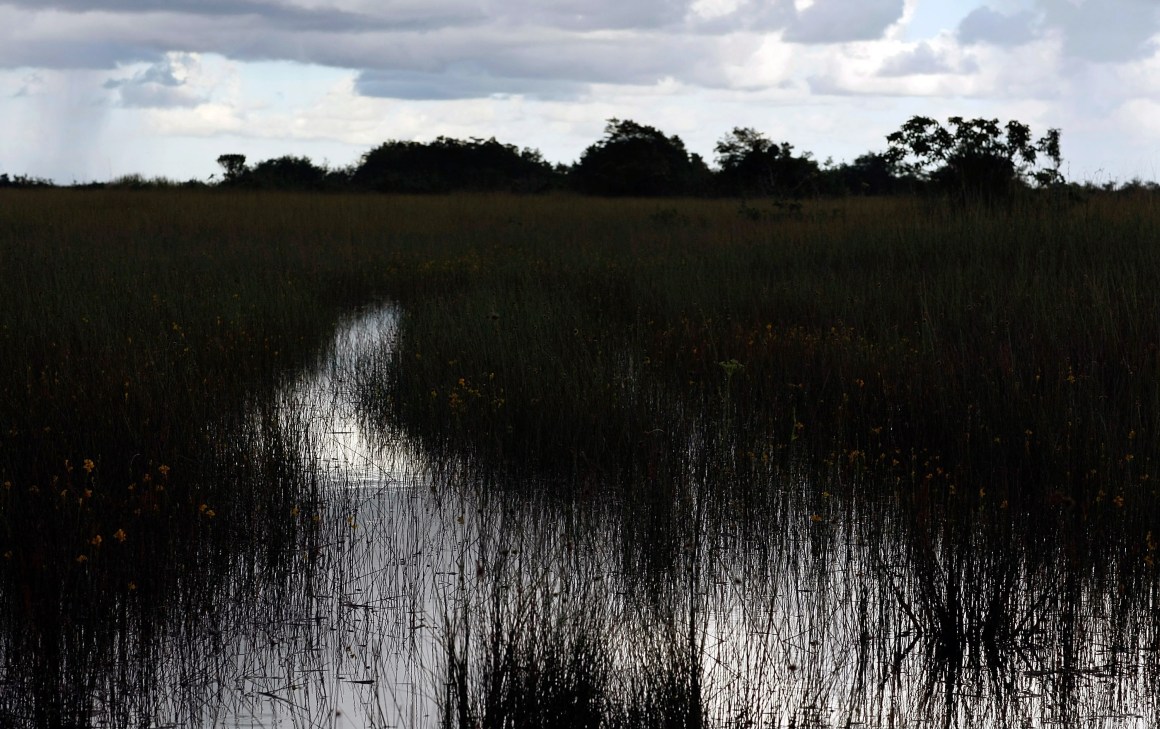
[0,35,161,70]
[0,0,480,34]
[350,31,722,101]
[355,67,584,100]
[1,0,912,101]
[956,7,1038,47]
[494,0,692,31]
[782,0,905,43]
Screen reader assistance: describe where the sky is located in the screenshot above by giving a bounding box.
[1,0,1158,185]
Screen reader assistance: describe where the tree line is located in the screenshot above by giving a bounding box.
[2,115,1078,201]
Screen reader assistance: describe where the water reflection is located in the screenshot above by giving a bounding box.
[11,305,1156,727]
[283,304,425,488]
[222,304,1160,728]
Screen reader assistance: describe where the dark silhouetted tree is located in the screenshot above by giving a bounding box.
[825,151,912,195]
[0,172,54,188]
[353,136,557,193]
[885,116,1062,202]
[713,127,821,197]
[571,119,701,196]
[215,154,248,185]
[247,155,327,190]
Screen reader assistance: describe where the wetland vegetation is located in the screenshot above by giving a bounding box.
[2,189,1160,727]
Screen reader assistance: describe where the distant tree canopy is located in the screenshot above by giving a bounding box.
[571,119,709,196]
[214,154,341,190]
[827,152,913,196]
[215,154,247,184]
[352,136,558,193]
[192,114,1075,200]
[885,116,1063,202]
[714,127,821,197]
[0,172,54,189]
[248,156,328,190]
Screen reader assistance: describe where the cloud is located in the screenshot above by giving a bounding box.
[957,7,1038,47]
[354,67,584,101]
[3,0,1159,188]
[783,0,906,43]
[1,69,114,182]
[0,0,476,34]
[877,42,972,77]
[0,0,742,99]
[1037,0,1160,63]
[491,0,692,31]
[333,28,731,98]
[104,53,207,108]
[11,71,45,98]
[0,33,161,71]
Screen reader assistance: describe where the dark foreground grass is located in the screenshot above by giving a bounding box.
[0,189,404,726]
[3,189,1160,726]
[369,193,1160,511]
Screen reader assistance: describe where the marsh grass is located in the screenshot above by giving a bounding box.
[5,189,1160,726]
[351,190,1160,725]
[0,190,404,725]
[413,452,1160,729]
[362,194,1160,562]
[376,194,1160,491]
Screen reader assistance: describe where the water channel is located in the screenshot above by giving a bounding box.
[129,305,1160,728]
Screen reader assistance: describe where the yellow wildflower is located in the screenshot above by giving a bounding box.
[90,535,102,547]
[113,529,127,543]
[83,459,95,474]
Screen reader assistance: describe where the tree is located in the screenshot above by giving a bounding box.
[714,127,821,197]
[215,154,248,185]
[353,136,557,193]
[885,116,1062,202]
[570,119,700,196]
[0,172,54,189]
[825,151,911,196]
[248,155,327,190]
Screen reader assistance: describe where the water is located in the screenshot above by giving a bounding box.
[208,305,1159,728]
[15,304,1157,728]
